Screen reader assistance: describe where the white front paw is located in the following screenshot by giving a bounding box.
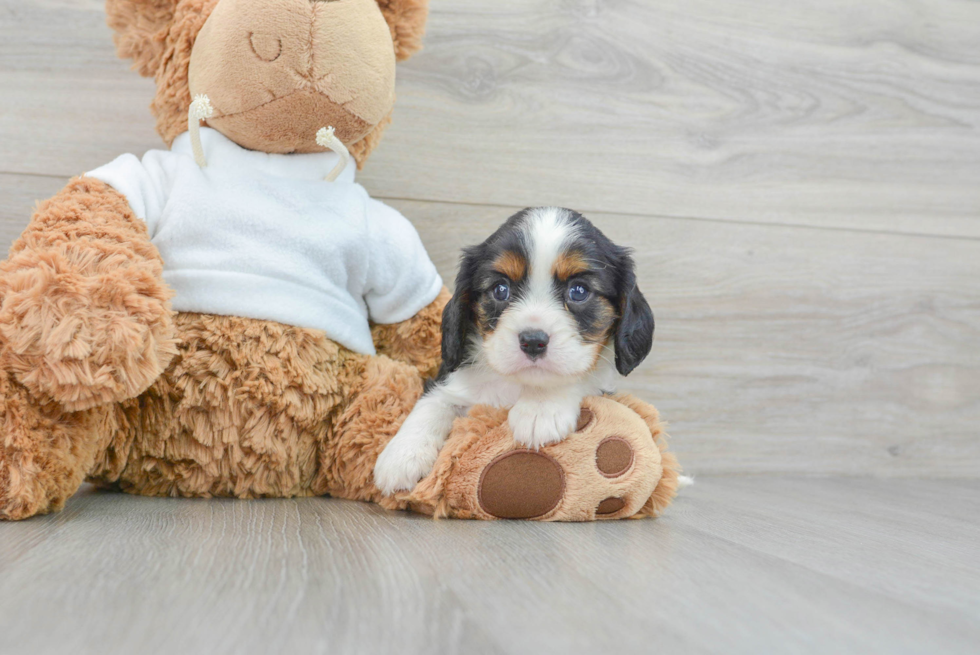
[374,397,457,496]
[509,398,581,450]
[373,428,441,496]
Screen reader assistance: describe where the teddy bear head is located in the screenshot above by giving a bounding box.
[107,0,428,165]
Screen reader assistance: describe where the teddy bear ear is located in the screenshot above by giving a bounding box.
[375,0,429,61]
[106,0,180,77]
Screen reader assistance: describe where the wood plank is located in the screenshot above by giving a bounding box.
[0,0,161,175]
[365,0,980,236]
[0,478,977,654]
[683,477,980,617]
[1,0,979,236]
[1,178,977,476]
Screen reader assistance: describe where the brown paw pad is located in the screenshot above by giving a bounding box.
[576,407,594,432]
[478,450,565,519]
[595,437,634,478]
[596,497,626,515]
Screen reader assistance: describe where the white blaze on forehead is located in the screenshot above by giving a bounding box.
[482,207,596,382]
[521,207,579,295]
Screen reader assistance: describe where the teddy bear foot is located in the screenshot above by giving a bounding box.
[0,371,109,520]
[405,394,680,522]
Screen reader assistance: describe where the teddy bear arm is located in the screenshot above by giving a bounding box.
[370,286,449,379]
[0,177,177,412]
[405,395,681,522]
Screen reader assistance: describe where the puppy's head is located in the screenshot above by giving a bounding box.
[441,207,654,386]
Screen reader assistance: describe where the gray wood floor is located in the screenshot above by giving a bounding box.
[1,1,979,653]
[1,478,978,655]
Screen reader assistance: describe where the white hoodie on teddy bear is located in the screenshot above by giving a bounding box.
[86,127,443,355]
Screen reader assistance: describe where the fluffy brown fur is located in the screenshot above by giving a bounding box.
[377,0,429,61]
[0,371,111,520]
[613,393,680,518]
[316,355,424,508]
[106,0,179,77]
[0,178,176,412]
[89,313,366,499]
[370,286,450,379]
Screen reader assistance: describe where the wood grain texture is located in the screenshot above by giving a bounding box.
[0,478,978,655]
[365,0,980,237]
[0,0,161,176]
[1,177,978,476]
[1,0,979,236]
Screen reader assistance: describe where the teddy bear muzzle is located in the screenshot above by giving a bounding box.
[187,0,397,154]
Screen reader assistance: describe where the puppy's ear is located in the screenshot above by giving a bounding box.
[440,245,481,374]
[440,290,468,374]
[613,252,654,376]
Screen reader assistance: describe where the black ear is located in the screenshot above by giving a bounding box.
[439,246,481,376]
[439,289,468,375]
[614,254,654,376]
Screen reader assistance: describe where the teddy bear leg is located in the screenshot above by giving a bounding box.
[408,394,681,521]
[370,287,450,379]
[0,370,114,520]
[313,354,424,509]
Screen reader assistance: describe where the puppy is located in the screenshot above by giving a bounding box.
[374,207,655,495]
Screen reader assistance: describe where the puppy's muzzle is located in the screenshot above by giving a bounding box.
[519,330,550,360]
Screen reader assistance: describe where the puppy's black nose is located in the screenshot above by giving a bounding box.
[519,330,550,359]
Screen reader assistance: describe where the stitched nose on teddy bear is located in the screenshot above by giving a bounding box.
[188,0,397,154]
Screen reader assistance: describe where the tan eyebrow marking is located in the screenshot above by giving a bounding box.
[553,251,589,281]
[492,250,527,281]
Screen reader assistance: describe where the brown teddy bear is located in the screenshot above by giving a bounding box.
[0,0,679,521]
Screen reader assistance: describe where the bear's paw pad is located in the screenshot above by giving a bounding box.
[477,450,565,519]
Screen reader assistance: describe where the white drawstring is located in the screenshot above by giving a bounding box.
[316,126,351,182]
[188,94,214,168]
[187,102,348,179]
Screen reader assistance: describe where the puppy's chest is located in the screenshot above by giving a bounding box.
[473,380,524,408]
[451,371,523,408]
[456,372,602,408]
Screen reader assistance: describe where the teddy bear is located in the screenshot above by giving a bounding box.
[0,0,680,522]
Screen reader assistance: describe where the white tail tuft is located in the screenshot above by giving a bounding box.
[677,475,695,489]
[188,94,214,168]
[316,126,351,182]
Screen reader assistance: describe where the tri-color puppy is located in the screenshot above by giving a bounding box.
[374,207,655,495]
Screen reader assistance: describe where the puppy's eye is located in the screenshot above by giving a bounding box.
[492,282,511,302]
[567,283,590,303]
